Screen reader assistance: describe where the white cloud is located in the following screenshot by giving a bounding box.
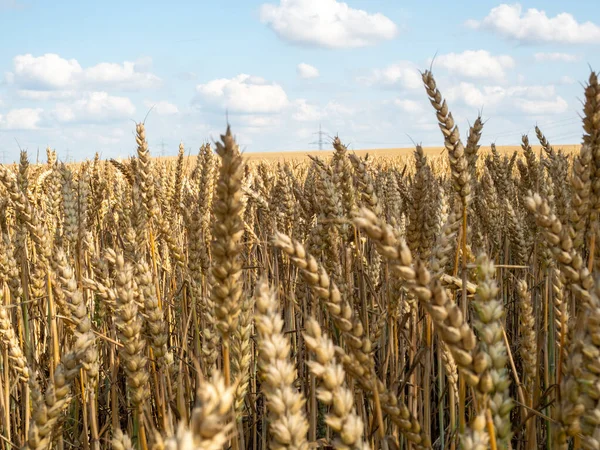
[17,89,78,100]
[466,4,600,44]
[195,74,288,113]
[514,97,568,115]
[83,61,161,89]
[394,99,423,113]
[1,54,158,129]
[11,53,82,89]
[0,108,43,130]
[297,63,319,79]
[260,0,397,48]
[6,53,161,91]
[446,82,558,107]
[292,99,356,122]
[534,52,581,62]
[358,61,421,89]
[294,127,313,139]
[100,128,126,145]
[239,115,282,131]
[100,136,123,146]
[513,85,557,99]
[445,81,566,115]
[445,82,492,108]
[69,127,126,146]
[144,100,179,116]
[53,92,135,123]
[293,99,324,121]
[433,50,515,81]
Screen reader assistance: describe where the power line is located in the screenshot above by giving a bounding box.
[489,117,580,139]
[543,131,582,142]
[309,123,329,150]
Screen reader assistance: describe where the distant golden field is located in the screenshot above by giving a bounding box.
[156,144,580,164]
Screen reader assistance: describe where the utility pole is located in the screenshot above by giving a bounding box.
[0,150,7,165]
[309,123,326,150]
[160,139,167,157]
[318,123,323,150]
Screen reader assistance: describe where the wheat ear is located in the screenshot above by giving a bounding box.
[304,318,369,450]
[255,279,309,450]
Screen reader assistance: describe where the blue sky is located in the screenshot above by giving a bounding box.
[0,0,598,162]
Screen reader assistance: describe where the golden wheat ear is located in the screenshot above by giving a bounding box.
[254,278,309,450]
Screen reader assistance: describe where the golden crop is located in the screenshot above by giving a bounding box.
[0,70,597,450]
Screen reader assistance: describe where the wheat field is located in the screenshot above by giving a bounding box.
[157,145,580,164]
[0,69,597,450]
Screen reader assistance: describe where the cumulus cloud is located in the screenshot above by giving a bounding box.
[195,74,288,113]
[6,53,161,91]
[11,53,82,89]
[293,99,324,121]
[445,81,567,114]
[144,100,179,115]
[292,99,356,122]
[53,92,135,123]
[239,115,282,131]
[466,4,600,44]
[99,128,126,145]
[83,61,160,89]
[433,50,515,81]
[260,0,398,48]
[358,61,421,89]
[534,52,581,62]
[69,126,127,146]
[297,63,319,79]
[515,97,568,115]
[446,82,554,107]
[17,89,78,100]
[0,108,43,130]
[445,82,491,107]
